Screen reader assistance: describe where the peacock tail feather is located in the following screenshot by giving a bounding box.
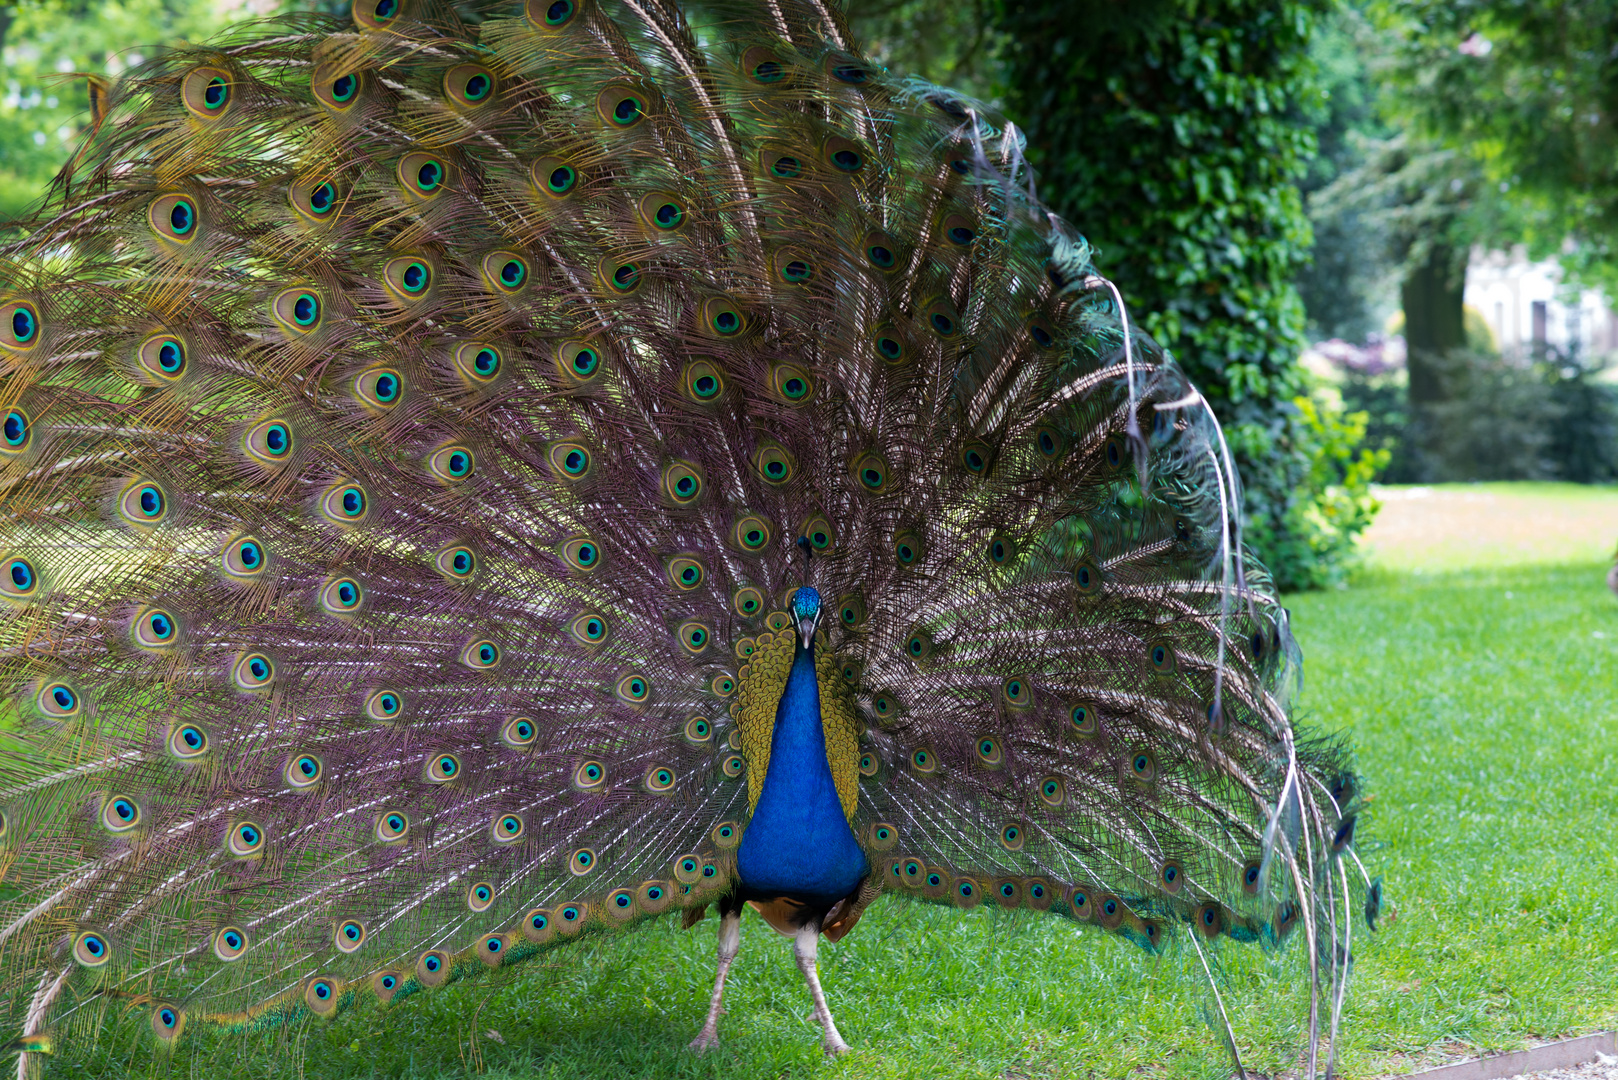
[0,0,1368,1072]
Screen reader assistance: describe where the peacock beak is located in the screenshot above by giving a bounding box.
[797,614,818,650]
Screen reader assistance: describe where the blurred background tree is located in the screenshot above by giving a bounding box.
[5,0,1614,586]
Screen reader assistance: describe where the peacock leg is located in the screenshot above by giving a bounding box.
[688,908,742,1053]
[793,923,851,1055]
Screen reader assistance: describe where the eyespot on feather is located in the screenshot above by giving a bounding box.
[1128,749,1159,785]
[720,753,745,779]
[491,812,527,843]
[1068,701,1100,735]
[959,438,994,476]
[1033,424,1067,460]
[849,451,892,495]
[213,926,248,962]
[998,821,1025,851]
[381,255,435,306]
[1148,639,1177,674]
[1000,675,1033,710]
[134,332,187,382]
[165,722,208,760]
[908,746,937,774]
[147,193,201,246]
[181,66,234,120]
[710,672,736,696]
[531,156,580,199]
[476,932,512,965]
[769,364,813,405]
[867,822,898,850]
[858,751,880,777]
[134,607,180,649]
[270,287,323,336]
[284,753,323,789]
[661,460,704,505]
[319,576,364,617]
[35,679,83,720]
[151,1004,185,1042]
[573,760,607,792]
[682,715,713,744]
[289,177,343,228]
[974,735,1004,768]
[461,639,501,670]
[396,152,452,201]
[741,46,791,85]
[731,586,764,618]
[893,529,924,567]
[548,440,594,482]
[553,339,605,386]
[644,765,676,793]
[334,919,367,953]
[557,535,600,573]
[557,902,587,935]
[570,850,600,876]
[524,0,583,31]
[522,908,554,943]
[501,716,538,749]
[436,544,478,580]
[570,612,611,647]
[637,191,688,234]
[751,441,796,484]
[318,480,370,527]
[615,672,651,703]
[311,64,364,112]
[698,295,748,338]
[225,819,266,858]
[799,514,834,553]
[444,63,497,108]
[823,135,866,175]
[372,970,403,1002]
[871,325,910,365]
[368,689,407,722]
[665,555,705,592]
[424,753,461,784]
[595,79,658,129]
[453,342,505,386]
[1,554,41,602]
[1036,775,1065,807]
[710,821,739,848]
[922,295,962,338]
[1073,561,1104,597]
[375,811,410,843]
[597,255,643,294]
[862,230,899,271]
[759,148,808,182]
[73,930,112,967]
[730,513,772,554]
[467,881,495,912]
[415,951,449,987]
[243,418,294,466]
[427,445,475,483]
[230,652,276,692]
[480,250,531,296]
[0,405,31,457]
[0,297,41,354]
[836,592,866,630]
[673,619,710,654]
[770,248,813,285]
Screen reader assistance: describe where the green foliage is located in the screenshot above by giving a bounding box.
[0,0,242,221]
[1373,0,1618,294]
[992,0,1382,589]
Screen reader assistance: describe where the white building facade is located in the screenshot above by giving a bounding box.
[1465,246,1618,358]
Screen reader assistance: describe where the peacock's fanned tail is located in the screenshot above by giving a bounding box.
[0,0,1365,1073]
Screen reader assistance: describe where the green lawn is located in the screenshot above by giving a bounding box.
[37,483,1618,1080]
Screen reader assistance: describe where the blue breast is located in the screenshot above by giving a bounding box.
[735,641,869,903]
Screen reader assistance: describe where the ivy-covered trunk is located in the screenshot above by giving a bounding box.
[992,0,1382,590]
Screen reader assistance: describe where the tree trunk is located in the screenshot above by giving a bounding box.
[1400,242,1467,404]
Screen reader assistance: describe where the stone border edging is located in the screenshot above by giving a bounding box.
[1394,1033,1616,1080]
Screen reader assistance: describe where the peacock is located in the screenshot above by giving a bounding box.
[0,0,1375,1074]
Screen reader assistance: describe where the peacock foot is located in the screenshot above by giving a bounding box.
[687,1028,722,1054]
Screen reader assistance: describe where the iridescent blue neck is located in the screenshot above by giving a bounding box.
[735,638,868,903]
